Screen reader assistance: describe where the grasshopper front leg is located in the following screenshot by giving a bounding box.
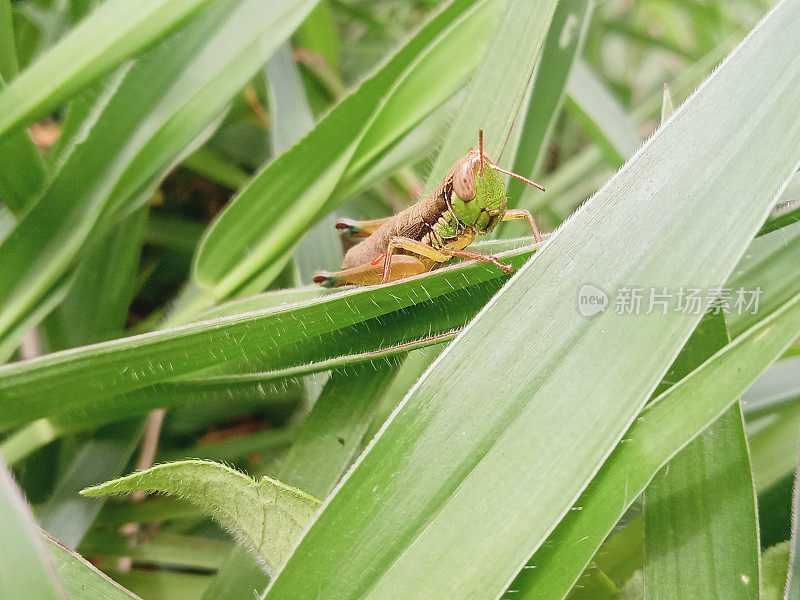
[502,208,542,243]
[382,236,513,284]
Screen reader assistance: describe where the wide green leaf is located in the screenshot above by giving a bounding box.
[508,289,800,599]
[263,2,800,597]
[0,240,537,431]
[81,460,320,574]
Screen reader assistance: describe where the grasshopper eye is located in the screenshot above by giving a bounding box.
[453,157,476,201]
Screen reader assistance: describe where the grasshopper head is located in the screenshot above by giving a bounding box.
[448,131,545,235]
[449,149,507,235]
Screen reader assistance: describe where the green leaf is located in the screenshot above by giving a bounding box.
[508,290,800,599]
[0,459,66,599]
[263,2,800,597]
[77,531,230,570]
[761,542,790,600]
[565,58,641,166]
[743,355,800,417]
[0,0,18,79]
[0,240,535,431]
[425,0,558,188]
[81,460,321,574]
[44,207,146,349]
[0,0,221,139]
[279,364,396,498]
[644,314,759,600]
[266,42,343,282]
[37,420,144,547]
[44,534,140,600]
[787,460,800,598]
[505,0,595,207]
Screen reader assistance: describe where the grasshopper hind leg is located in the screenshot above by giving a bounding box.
[313,254,429,287]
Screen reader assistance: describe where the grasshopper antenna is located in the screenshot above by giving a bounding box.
[489,164,545,191]
[478,129,485,174]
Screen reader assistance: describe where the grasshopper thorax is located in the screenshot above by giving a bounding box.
[448,149,507,235]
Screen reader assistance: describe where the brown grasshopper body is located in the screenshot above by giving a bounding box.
[314,131,544,287]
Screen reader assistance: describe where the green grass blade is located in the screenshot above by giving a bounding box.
[0,240,535,430]
[279,364,396,498]
[44,208,146,350]
[0,0,18,79]
[263,2,800,597]
[644,315,760,600]
[0,0,221,139]
[44,535,141,600]
[425,0,558,189]
[77,531,229,571]
[81,460,321,574]
[0,72,47,218]
[505,0,595,207]
[743,356,800,417]
[762,542,791,600]
[565,58,641,166]
[508,290,800,599]
[37,420,144,548]
[266,43,343,282]
[0,460,66,599]
[787,461,800,599]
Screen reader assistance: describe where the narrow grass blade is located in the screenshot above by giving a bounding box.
[38,420,144,547]
[0,0,17,79]
[743,356,800,416]
[78,531,229,570]
[0,0,221,139]
[787,456,800,599]
[763,542,791,600]
[0,242,536,430]
[266,43,343,281]
[505,0,595,207]
[45,535,141,600]
[644,315,759,600]
[425,0,558,188]
[0,460,66,599]
[566,58,641,166]
[279,364,396,498]
[264,3,800,597]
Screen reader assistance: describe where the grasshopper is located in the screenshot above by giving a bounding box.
[313,131,544,287]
